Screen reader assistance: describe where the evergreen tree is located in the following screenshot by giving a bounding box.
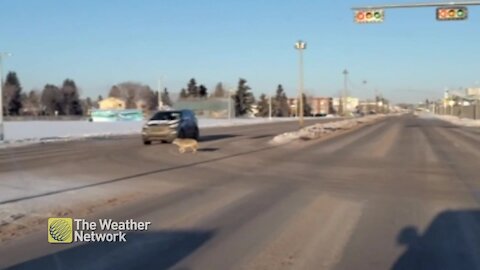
[213,82,226,98]
[273,84,290,117]
[161,88,173,106]
[282,93,290,116]
[199,85,208,98]
[187,78,198,98]
[61,79,83,115]
[233,78,255,116]
[179,88,188,99]
[302,93,312,117]
[256,94,270,117]
[3,72,23,115]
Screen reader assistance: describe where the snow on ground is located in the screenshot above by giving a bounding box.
[417,112,480,127]
[0,117,302,148]
[0,116,319,242]
[270,115,386,145]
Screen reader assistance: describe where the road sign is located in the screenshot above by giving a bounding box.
[436,6,468,20]
[355,9,385,23]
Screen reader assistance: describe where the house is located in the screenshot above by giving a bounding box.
[98,97,126,110]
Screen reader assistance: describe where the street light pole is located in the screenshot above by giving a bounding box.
[0,52,12,141]
[269,94,272,120]
[295,40,306,127]
[157,78,162,109]
[342,69,349,116]
[228,89,233,120]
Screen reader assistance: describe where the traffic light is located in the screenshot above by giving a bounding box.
[436,7,468,21]
[355,9,385,23]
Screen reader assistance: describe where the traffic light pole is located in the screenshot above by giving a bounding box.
[352,1,480,10]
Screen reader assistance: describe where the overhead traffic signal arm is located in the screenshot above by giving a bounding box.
[352,1,478,22]
[352,1,480,10]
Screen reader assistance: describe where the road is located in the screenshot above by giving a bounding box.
[1,114,480,270]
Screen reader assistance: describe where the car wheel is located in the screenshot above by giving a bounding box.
[143,140,151,145]
[193,128,199,140]
[178,129,186,139]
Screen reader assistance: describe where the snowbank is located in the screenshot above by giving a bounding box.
[426,114,480,127]
[0,117,300,148]
[270,115,386,145]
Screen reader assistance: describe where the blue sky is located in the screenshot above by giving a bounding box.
[1,0,479,103]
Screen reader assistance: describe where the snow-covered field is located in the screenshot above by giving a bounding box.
[419,113,480,127]
[270,115,387,145]
[0,117,301,148]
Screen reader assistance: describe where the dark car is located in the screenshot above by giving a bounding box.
[141,110,199,145]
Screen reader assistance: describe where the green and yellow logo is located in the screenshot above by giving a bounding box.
[48,218,73,244]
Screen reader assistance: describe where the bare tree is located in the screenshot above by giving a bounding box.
[22,90,41,115]
[213,82,226,98]
[41,84,63,115]
[110,82,157,111]
[109,85,122,98]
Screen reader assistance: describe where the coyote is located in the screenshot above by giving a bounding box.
[172,138,198,153]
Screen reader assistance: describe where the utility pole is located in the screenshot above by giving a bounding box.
[269,94,272,120]
[342,69,349,116]
[0,52,12,141]
[295,40,306,127]
[157,78,162,109]
[228,88,233,120]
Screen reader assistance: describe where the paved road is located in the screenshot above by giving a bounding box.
[1,114,480,270]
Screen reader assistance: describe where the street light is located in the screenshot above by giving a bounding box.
[294,40,306,127]
[0,52,12,141]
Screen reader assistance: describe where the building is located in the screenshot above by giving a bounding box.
[332,97,359,114]
[357,100,378,114]
[98,97,126,110]
[309,97,333,115]
[287,97,333,116]
[466,87,480,98]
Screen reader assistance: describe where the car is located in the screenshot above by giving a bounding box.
[141,110,199,145]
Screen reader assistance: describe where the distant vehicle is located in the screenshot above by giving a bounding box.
[141,110,199,145]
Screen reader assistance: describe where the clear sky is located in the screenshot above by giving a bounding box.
[1,0,479,103]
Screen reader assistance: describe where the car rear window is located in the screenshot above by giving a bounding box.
[150,111,182,121]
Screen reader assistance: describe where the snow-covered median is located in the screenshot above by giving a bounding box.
[0,117,299,148]
[270,115,386,145]
[419,113,480,127]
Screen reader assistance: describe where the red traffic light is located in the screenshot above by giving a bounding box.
[437,7,468,21]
